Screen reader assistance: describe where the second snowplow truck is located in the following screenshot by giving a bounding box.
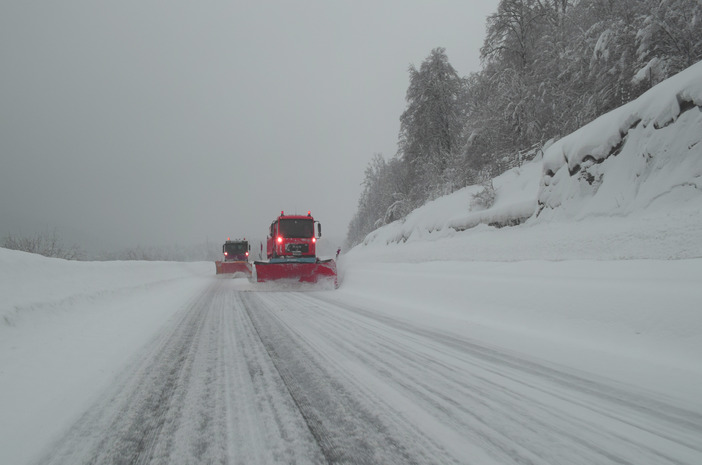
[215,238,252,276]
[254,211,337,287]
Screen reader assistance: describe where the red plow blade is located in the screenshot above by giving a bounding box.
[215,261,253,276]
[254,259,337,287]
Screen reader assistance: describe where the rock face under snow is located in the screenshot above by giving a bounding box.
[538,61,702,220]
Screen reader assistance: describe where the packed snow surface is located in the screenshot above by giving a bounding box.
[2,63,702,464]
[2,250,701,464]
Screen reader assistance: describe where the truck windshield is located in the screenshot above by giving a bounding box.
[278,219,314,238]
[224,242,248,255]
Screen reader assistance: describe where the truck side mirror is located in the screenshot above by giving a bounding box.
[317,223,322,237]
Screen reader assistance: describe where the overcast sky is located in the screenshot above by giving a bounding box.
[1,0,499,256]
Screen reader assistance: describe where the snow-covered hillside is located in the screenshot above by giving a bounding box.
[539,60,702,221]
[350,61,702,263]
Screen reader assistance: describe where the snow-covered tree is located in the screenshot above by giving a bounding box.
[635,0,702,87]
[2,228,84,260]
[398,48,468,207]
[476,0,568,154]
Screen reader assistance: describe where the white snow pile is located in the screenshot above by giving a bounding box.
[0,249,213,464]
[350,61,702,263]
[0,248,211,327]
[357,159,541,251]
[539,60,702,220]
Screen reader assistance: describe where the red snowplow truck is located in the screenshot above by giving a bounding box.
[215,238,252,276]
[254,211,337,286]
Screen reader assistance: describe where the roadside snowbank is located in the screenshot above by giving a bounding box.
[0,250,212,465]
[359,160,542,250]
[541,61,702,182]
[539,61,702,221]
[0,248,211,327]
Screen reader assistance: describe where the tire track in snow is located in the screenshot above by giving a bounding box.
[252,291,702,465]
[327,297,702,446]
[35,284,212,465]
[32,278,702,465]
[239,291,456,465]
[35,279,326,465]
[243,299,340,464]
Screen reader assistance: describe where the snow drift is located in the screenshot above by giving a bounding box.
[0,249,212,465]
[539,60,702,220]
[0,247,211,327]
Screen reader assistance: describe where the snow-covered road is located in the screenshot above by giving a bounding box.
[36,279,326,465]
[31,274,702,465]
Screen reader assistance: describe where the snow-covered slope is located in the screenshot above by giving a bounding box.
[0,249,213,465]
[539,60,702,221]
[349,61,702,263]
[0,248,211,326]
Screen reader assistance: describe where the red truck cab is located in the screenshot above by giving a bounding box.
[255,210,337,286]
[223,239,250,261]
[215,238,252,276]
[267,211,321,260]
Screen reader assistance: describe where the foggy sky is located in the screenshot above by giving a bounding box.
[1,1,498,256]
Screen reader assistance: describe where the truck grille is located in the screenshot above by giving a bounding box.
[286,243,309,255]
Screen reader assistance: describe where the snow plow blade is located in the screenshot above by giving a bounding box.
[215,261,252,276]
[254,259,338,287]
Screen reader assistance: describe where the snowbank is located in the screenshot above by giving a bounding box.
[0,247,211,327]
[359,160,542,248]
[0,249,212,465]
[539,60,702,220]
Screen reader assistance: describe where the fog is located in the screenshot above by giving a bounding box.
[1,1,497,257]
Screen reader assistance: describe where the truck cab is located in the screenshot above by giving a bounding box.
[223,239,250,262]
[255,210,336,286]
[215,238,253,276]
[266,211,321,260]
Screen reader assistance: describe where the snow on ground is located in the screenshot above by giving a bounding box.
[336,258,702,403]
[339,59,702,418]
[2,62,701,464]
[0,251,212,465]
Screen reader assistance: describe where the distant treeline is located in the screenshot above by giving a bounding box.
[98,242,222,262]
[346,0,702,247]
[2,229,223,262]
[2,229,84,260]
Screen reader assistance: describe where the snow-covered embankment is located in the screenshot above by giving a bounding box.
[0,249,211,465]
